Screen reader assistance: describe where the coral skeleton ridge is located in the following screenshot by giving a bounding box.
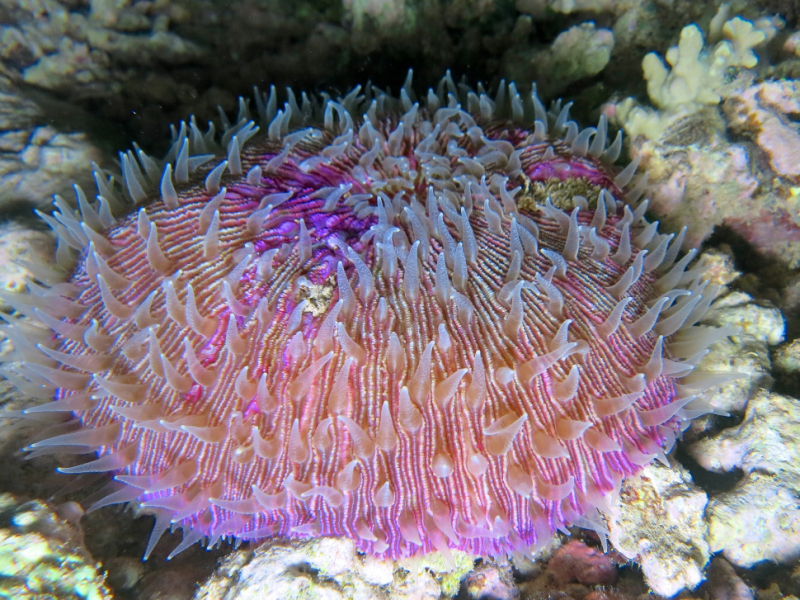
[1,71,730,562]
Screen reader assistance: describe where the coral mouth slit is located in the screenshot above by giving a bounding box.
[2,70,728,562]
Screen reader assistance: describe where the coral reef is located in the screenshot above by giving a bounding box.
[0,493,111,600]
[775,338,800,393]
[689,389,800,568]
[599,242,789,594]
[2,0,770,166]
[464,560,519,599]
[612,11,780,141]
[545,540,618,585]
[0,221,55,299]
[702,291,785,347]
[607,9,800,263]
[0,0,798,597]
[684,286,782,426]
[1,0,201,96]
[502,23,615,98]
[726,81,800,179]
[615,111,760,250]
[706,557,755,600]
[0,75,104,212]
[605,462,709,597]
[5,0,615,153]
[516,0,621,16]
[194,537,475,600]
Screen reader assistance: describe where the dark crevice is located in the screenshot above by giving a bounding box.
[738,559,800,596]
[704,225,797,314]
[288,561,322,582]
[785,111,800,124]
[773,357,800,398]
[673,442,744,496]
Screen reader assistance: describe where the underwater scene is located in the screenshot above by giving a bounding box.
[0,1,798,598]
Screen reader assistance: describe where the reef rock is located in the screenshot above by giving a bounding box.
[0,493,111,600]
[605,462,709,597]
[689,390,800,568]
[194,537,474,600]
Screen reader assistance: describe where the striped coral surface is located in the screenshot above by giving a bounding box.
[2,73,723,561]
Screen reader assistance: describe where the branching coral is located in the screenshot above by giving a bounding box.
[613,10,780,140]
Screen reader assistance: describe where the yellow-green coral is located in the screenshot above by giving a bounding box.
[0,494,111,600]
[398,550,475,597]
[614,9,780,140]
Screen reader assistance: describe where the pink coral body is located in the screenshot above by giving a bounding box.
[3,74,720,561]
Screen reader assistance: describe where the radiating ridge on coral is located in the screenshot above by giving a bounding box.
[0,70,727,562]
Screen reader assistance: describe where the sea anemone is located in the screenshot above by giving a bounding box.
[1,71,728,562]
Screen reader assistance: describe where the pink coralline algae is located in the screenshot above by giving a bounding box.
[547,540,618,585]
[1,72,726,562]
